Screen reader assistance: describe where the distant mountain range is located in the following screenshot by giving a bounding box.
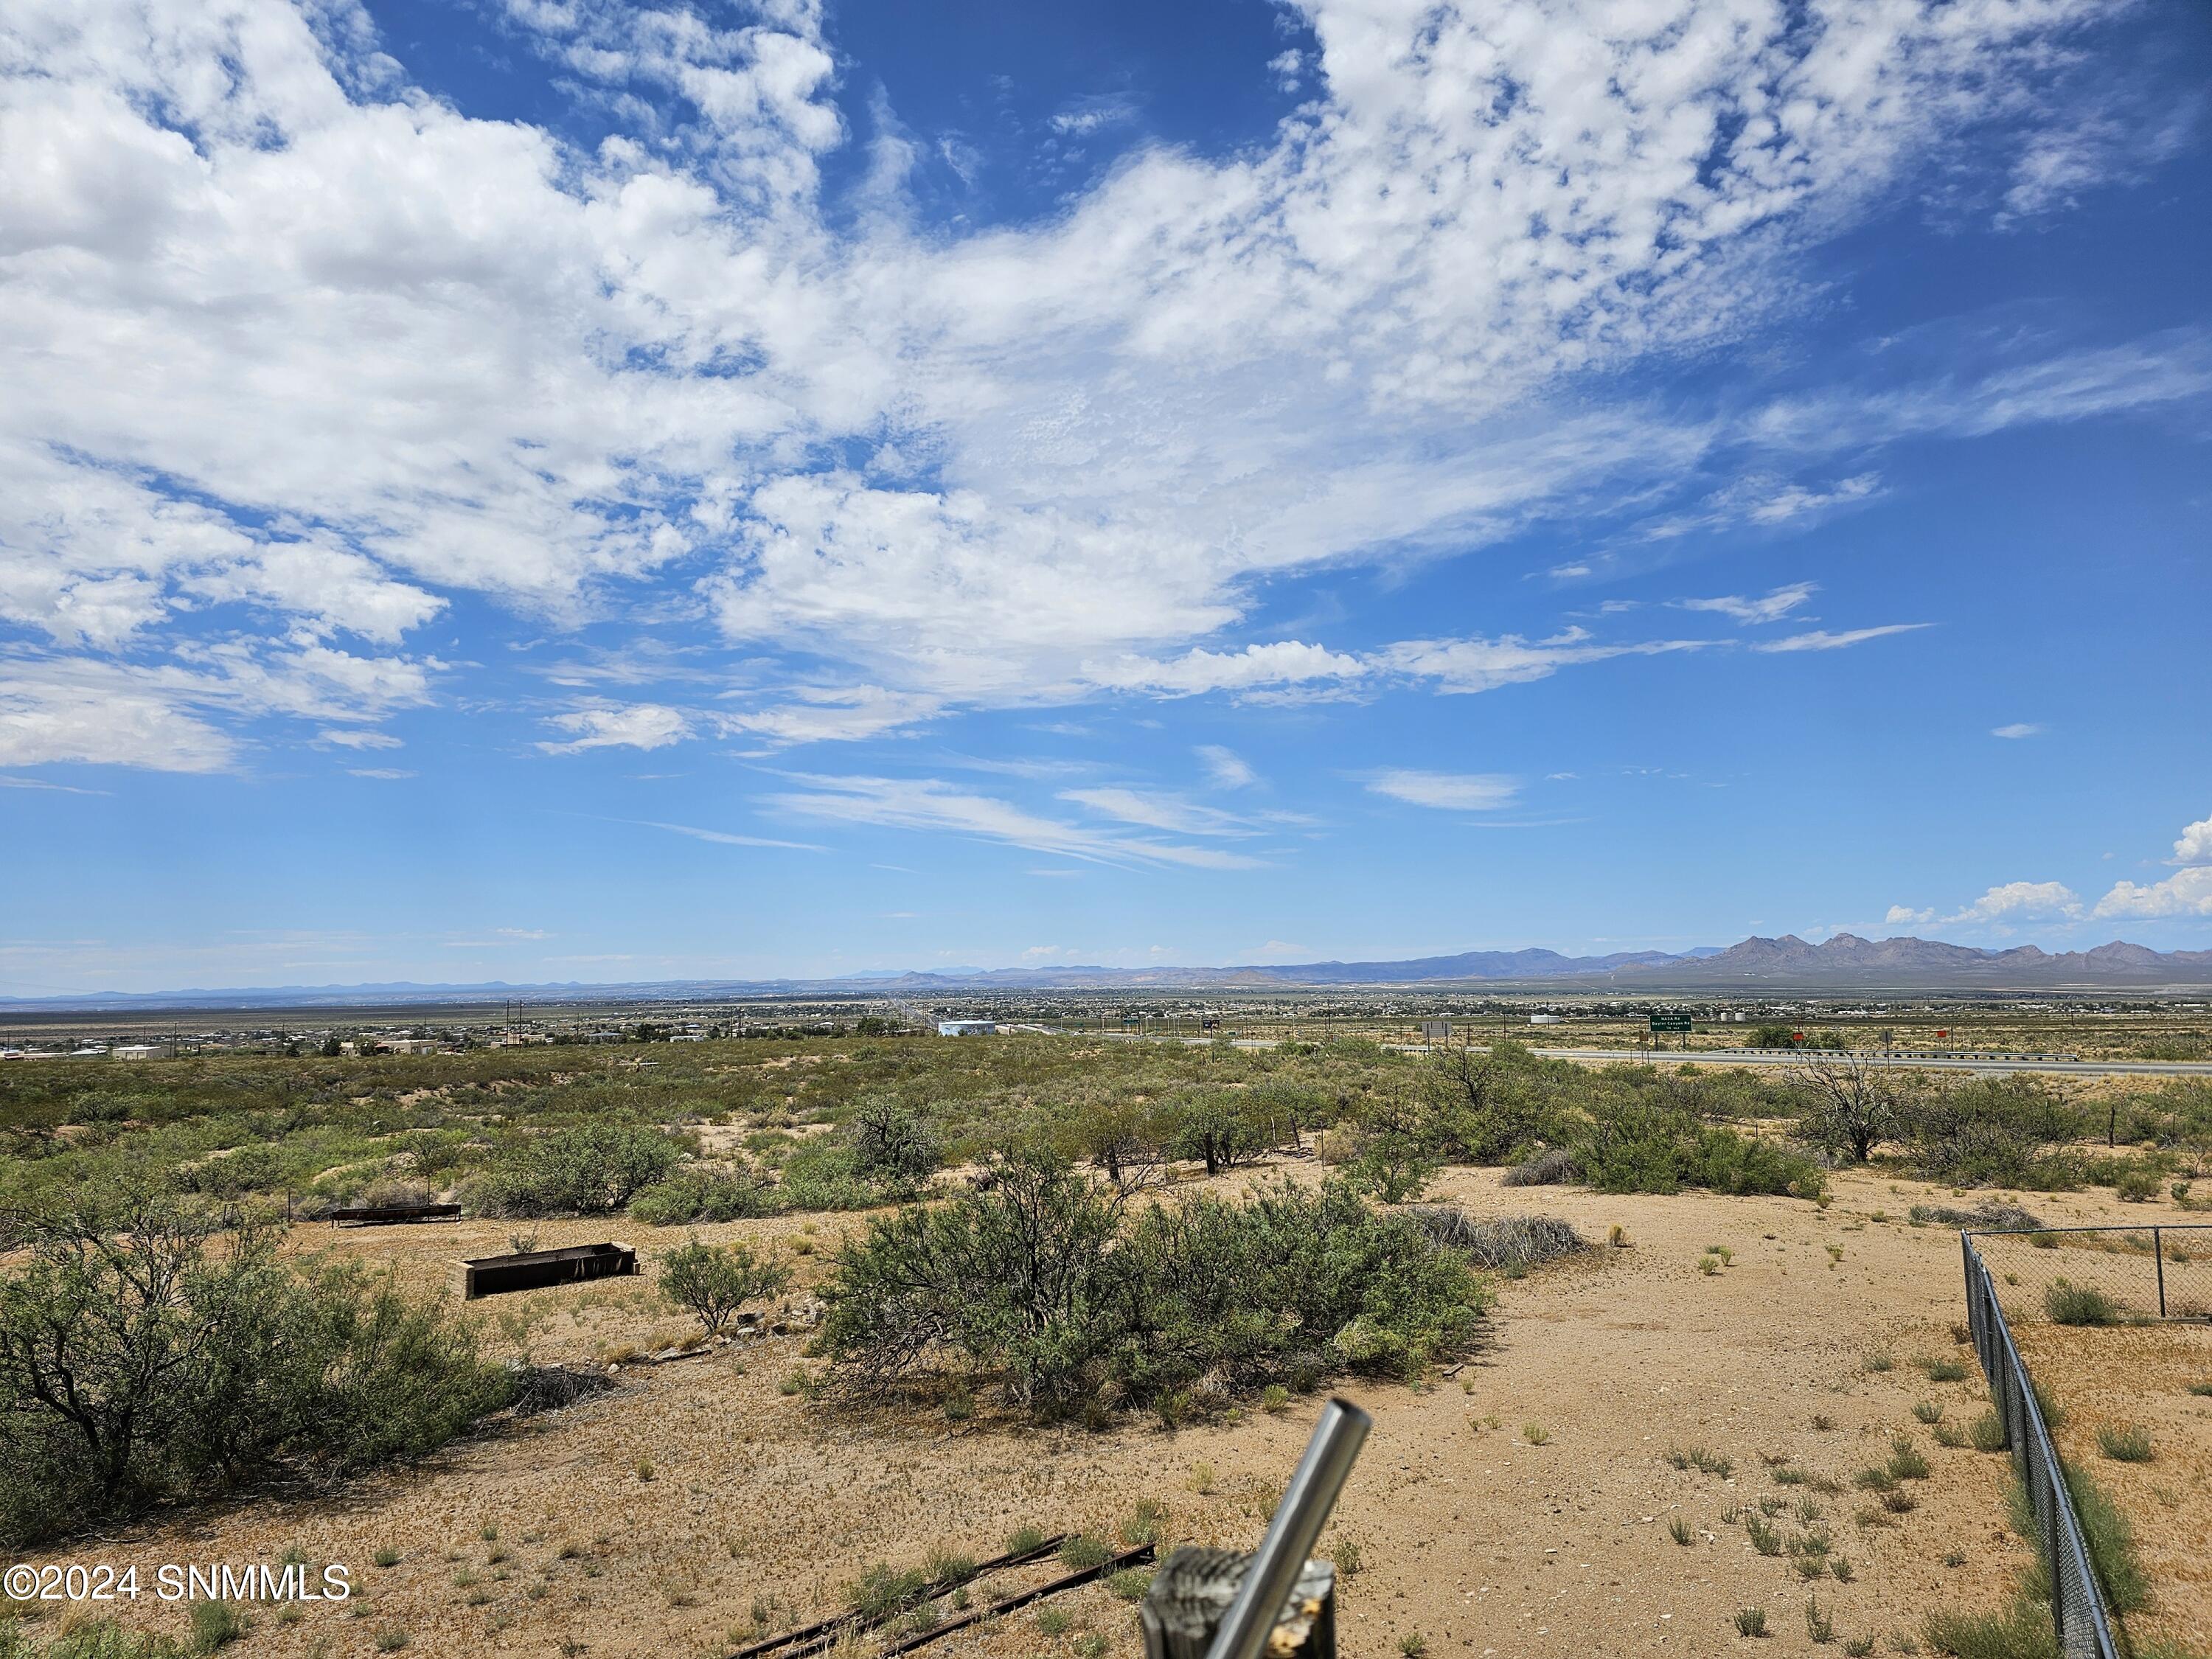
[6,935,2211,1013]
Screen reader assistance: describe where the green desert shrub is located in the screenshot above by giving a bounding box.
[630,1165,780,1225]
[2043,1281,2121,1326]
[0,1197,512,1547]
[657,1238,793,1336]
[464,1123,681,1216]
[818,1152,1489,1417]
[1902,1079,2082,1188]
[1570,1096,1824,1199]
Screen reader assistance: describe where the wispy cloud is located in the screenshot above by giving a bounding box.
[1059,786,1252,837]
[1752,625,1930,653]
[765,773,1265,869]
[1992,722,2042,740]
[1364,770,1522,812]
[1676,582,1818,625]
[624,819,827,852]
[1196,745,1257,790]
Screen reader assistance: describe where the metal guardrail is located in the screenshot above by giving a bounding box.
[1960,1232,2122,1659]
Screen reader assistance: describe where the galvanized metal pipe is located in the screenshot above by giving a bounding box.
[1203,1396,1371,1659]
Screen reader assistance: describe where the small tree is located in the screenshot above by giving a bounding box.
[658,1239,793,1337]
[1343,1092,1439,1203]
[1166,1093,1264,1178]
[850,1097,941,1190]
[1798,1053,1907,1164]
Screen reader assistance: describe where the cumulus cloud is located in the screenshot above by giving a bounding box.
[2088,808,2212,917]
[2172,812,2212,866]
[538,704,692,754]
[0,0,2191,770]
[2093,868,2212,919]
[1365,771,1521,813]
[1943,880,2084,924]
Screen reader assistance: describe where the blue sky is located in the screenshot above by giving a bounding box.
[1,0,2208,994]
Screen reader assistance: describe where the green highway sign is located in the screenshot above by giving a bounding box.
[1648,1014,1694,1033]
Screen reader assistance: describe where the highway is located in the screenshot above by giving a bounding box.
[1077,1031,2212,1079]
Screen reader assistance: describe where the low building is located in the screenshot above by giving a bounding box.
[111,1044,161,1060]
[936,1019,997,1037]
[1528,1013,1564,1026]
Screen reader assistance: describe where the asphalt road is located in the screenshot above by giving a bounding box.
[1080,1031,2212,1078]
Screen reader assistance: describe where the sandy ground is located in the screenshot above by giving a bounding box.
[2013,1321,2212,1656]
[10,1166,2196,1659]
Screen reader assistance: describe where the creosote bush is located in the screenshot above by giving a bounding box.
[818,1151,1489,1419]
[0,1196,512,1547]
[658,1238,793,1337]
[465,1123,681,1217]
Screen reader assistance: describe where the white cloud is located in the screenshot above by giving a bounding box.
[1884,905,1936,926]
[347,767,414,779]
[1677,582,1818,625]
[1944,881,2083,924]
[2171,812,2212,866]
[2093,867,2212,919]
[1196,745,1256,790]
[0,0,2182,770]
[1059,787,1250,837]
[1991,723,2042,740]
[318,728,404,750]
[1752,624,1930,653]
[1380,630,1711,694]
[627,818,825,852]
[538,704,692,754]
[2087,808,2212,917]
[764,773,1265,869]
[1079,642,1366,699]
[714,686,941,745]
[1365,770,1522,813]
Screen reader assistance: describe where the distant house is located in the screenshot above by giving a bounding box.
[385,1037,442,1054]
[936,1020,996,1037]
[111,1044,161,1060]
[1528,1013,1564,1026]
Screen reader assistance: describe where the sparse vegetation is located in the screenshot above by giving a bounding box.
[820,1152,1489,1418]
[657,1237,793,1336]
[2097,1424,2154,1463]
[0,1196,512,1545]
[2044,1281,2122,1326]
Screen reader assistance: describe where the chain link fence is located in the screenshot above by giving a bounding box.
[1956,1225,2207,1659]
[1969,1222,2212,1325]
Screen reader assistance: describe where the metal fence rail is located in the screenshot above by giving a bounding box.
[1960,1232,2121,1659]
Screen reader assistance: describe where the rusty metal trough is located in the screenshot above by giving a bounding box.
[458,1240,637,1299]
[330,1202,462,1228]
